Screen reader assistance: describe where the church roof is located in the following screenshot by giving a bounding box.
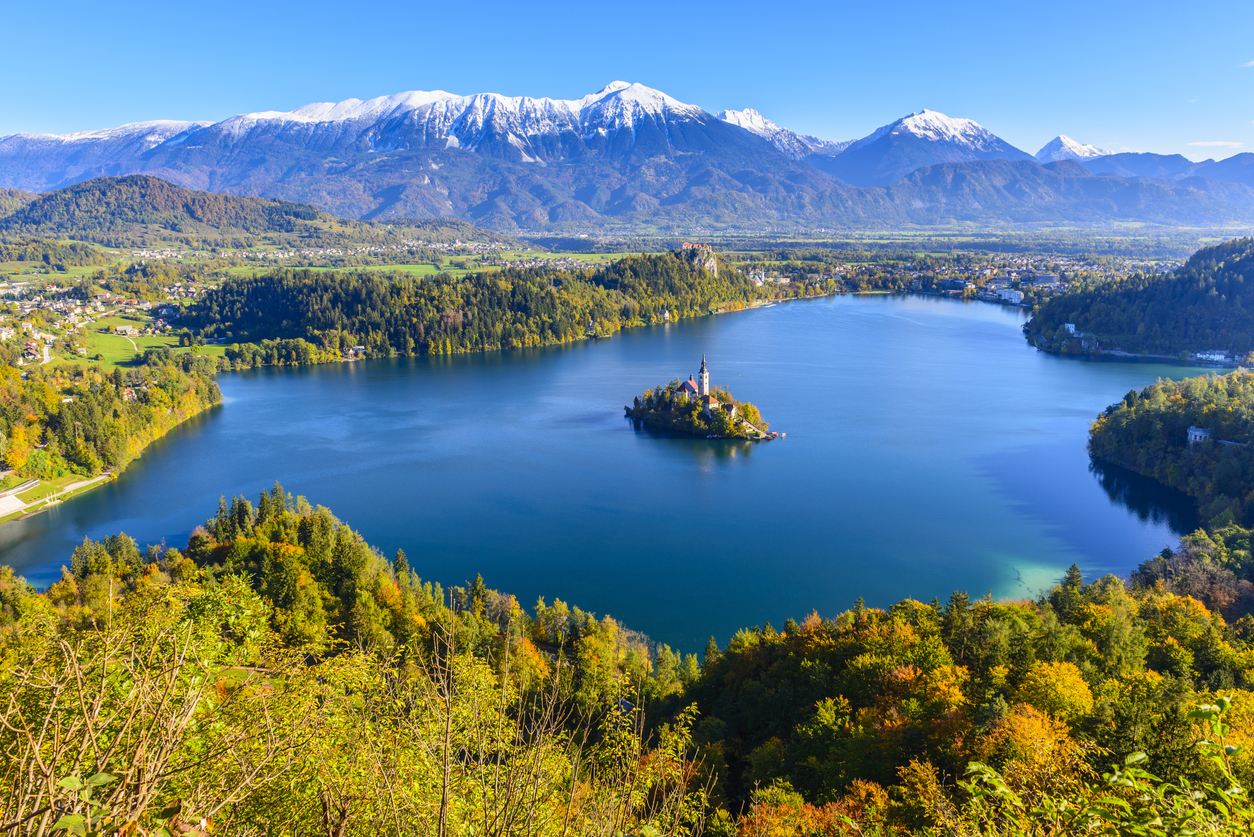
[678,378,698,393]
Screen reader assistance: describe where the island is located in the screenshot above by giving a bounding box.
[624,354,779,440]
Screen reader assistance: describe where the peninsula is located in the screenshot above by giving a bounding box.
[624,355,778,440]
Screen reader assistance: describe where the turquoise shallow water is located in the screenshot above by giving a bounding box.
[0,294,1207,649]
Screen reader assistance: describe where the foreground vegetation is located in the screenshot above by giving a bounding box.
[2,485,1254,835]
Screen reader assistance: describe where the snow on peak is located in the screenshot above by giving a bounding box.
[716,108,853,160]
[852,109,1003,152]
[215,82,704,143]
[3,120,210,147]
[1035,135,1107,163]
[716,108,779,137]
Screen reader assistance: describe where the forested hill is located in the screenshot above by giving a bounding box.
[190,251,781,360]
[1026,237,1254,355]
[1090,371,1254,528]
[0,175,520,249]
[0,175,330,243]
[0,187,34,217]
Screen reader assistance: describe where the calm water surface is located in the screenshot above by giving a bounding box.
[0,295,1207,649]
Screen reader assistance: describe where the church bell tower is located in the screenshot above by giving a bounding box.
[698,354,709,396]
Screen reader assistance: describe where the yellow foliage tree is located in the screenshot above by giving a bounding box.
[1013,661,1094,723]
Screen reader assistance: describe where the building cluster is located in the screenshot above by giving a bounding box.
[491,256,606,271]
[128,238,506,264]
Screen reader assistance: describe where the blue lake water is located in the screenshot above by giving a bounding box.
[0,294,1207,650]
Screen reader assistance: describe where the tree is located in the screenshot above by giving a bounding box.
[1013,661,1094,723]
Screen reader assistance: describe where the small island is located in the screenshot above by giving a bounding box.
[624,355,779,440]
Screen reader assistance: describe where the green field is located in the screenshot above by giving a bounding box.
[56,314,224,369]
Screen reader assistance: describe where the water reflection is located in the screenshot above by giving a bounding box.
[1089,456,1199,534]
[626,418,758,465]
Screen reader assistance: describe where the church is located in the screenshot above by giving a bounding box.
[675,355,734,416]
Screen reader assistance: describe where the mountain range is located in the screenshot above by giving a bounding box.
[2,81,1253,231]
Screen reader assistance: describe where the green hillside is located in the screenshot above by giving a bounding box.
[1026,237,1254,355]
[0,187,35,216]
[0,175,521,250]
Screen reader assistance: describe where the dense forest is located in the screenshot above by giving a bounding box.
[1,485,1253,835]
[0,187,35,217]
[191,251,795,364]
[0,350,221,480]
[0,238,110,268]
[1089,371,1254,527]
[1026,237,1254,356]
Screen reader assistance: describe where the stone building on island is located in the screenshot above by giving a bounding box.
[674,355,736,417]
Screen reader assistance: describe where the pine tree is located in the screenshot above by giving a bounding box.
[702,636,721,669]
[469,573,488,618]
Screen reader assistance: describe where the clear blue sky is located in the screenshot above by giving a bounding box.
[4,0,1253,160]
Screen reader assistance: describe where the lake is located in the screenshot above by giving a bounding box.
[0,294,1207,650]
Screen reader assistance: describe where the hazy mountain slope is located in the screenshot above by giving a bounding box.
[3,86,1253,231]
[1081,152,1202,179]
[1194,153,1254,188]
[810,109,1033,187]
[882,159,1254,225]
[0,121,209,192]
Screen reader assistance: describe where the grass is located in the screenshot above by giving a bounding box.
[54,314,225,370]
[17,473,89,504]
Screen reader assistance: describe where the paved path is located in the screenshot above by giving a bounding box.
[1,473,111,520]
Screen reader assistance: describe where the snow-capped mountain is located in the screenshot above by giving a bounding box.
[0,120,209,191]
[716,108,852,160]
[809,109,1033,187]
[0,82,772,193]
[204,82,713,161]
[5,85,1254,230]
[1035,135,1107,163]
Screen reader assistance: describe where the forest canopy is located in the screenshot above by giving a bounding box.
[1026,237,1254,355]
[0,353,221,480]
[190,251,804,363]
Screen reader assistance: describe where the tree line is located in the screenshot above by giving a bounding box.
[2,483,1254,835]
[191,251,809,365]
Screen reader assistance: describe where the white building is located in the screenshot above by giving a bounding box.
[1187,426,1212,444]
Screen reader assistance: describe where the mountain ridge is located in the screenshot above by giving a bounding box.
[3,83,1254,231]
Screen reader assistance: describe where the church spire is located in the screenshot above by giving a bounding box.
[698,353,709,396]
